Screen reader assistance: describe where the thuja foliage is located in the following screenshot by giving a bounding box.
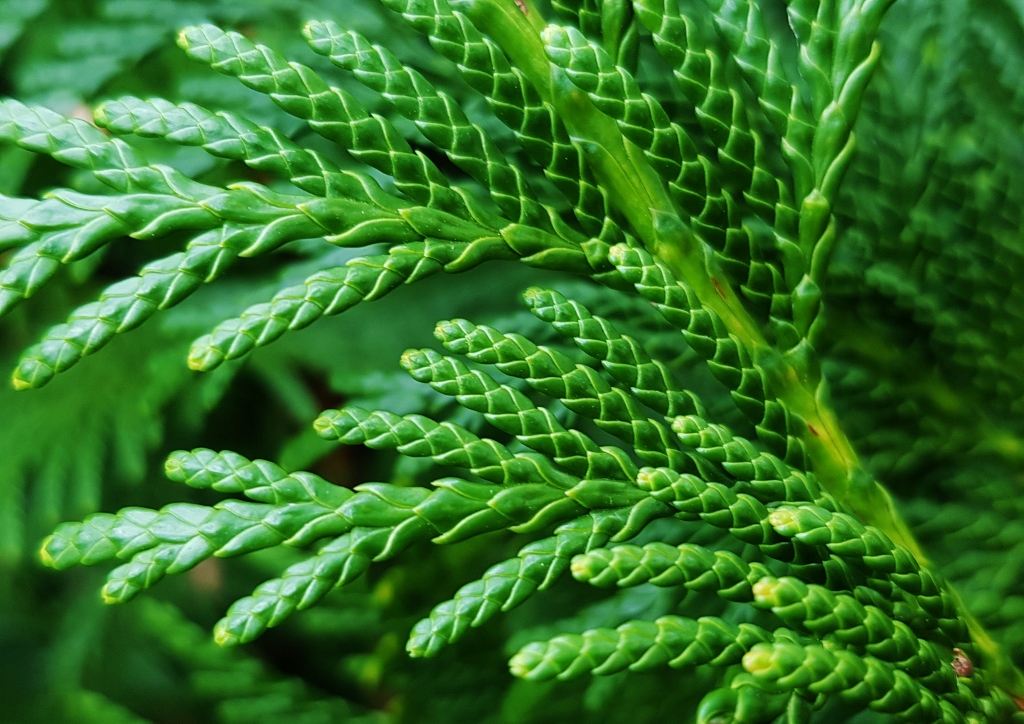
[3,0,1024,721]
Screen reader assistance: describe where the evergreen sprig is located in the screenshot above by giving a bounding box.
[5,0,1024,720]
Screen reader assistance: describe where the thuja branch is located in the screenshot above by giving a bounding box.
[461,0,882,548]
[463,0,1024,696]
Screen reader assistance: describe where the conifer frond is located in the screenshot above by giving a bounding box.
[6,0,1024,720]
[37,286,1013,719]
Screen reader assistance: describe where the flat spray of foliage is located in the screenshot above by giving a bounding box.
[3,0,1024,721]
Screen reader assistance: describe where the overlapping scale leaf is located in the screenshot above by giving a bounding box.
[7,178,489,387]
[630,0,805,338]
[399,346,639,481]
[523,285,706,419]
[4,78,591,385]
[741,641,981,721]
[407,503,675,658]
[305,20,558,236]
[95,96,342,197]
[377,0,627,244]
[608,243,814,468]
[186,237,517,371]
[177,23,476,220]
[510,615,797,679]
[41,438,669,643]
[433,316,692,472]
